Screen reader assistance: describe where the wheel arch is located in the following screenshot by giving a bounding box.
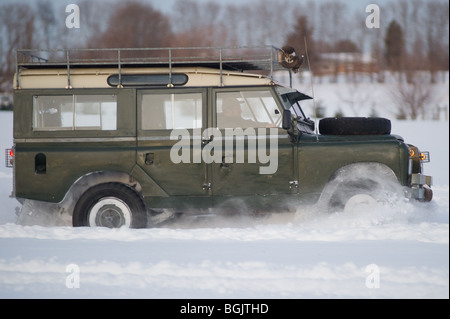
[328,162,398,183]
[59,170,143,216]
[317,162,402,208]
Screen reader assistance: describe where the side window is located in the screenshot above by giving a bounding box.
[33,95,117,131]
[74,95,117,130]
[141,93,202,130]
[217,90,282,129]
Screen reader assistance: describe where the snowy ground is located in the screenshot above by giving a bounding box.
[0,80,448,300]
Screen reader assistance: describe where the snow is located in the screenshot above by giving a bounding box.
[0,79,448,300]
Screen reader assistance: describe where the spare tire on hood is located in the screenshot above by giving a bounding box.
[319,117,391,135]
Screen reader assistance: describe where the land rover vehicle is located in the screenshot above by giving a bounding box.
[6,46,433,228]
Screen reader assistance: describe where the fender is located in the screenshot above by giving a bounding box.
[59,170,143,216]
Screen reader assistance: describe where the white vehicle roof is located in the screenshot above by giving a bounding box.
[13,46,298,89]
[15,66,273,89]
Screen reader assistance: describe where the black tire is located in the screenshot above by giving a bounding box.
[73,183,147,228]
[319,117,391,135]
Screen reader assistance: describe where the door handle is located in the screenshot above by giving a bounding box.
[220,156,230,168]
[145,153,154,165]
[202,135,214,145]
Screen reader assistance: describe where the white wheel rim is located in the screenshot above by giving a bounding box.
[88,197,132,228]
[344,194,377,213]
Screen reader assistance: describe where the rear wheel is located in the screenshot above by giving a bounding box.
[73,183,147,228]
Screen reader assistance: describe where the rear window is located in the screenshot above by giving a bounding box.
[33,94,117,131]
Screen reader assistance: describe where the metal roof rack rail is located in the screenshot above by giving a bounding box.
[15,45,302,88]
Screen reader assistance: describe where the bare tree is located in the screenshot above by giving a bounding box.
[384,20,405,81]
[171,24,227,48]
[319,1,348,82]
[252,0,294,46]
[171,0,226,47]
[172,0,221,35]
[369,28,385,83]
[285,15,315,59]
[94,1,173,49]
[424,0,449,83]
[35,0,56,49]
[222,4,243,46]
[390,73,434,120]
[338,82,372,117]
[71,0,115,48]
[0,3,37,92]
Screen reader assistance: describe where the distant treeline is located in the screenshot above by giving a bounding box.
[0,0,448,92]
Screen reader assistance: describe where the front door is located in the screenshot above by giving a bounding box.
[210,87,297,208]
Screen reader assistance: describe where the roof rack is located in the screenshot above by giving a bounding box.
[16,45,295,88]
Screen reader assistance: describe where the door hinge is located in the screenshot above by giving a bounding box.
[202,183,212,190]
[289,180,298,189]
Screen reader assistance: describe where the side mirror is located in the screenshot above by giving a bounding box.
[282,110,291,130]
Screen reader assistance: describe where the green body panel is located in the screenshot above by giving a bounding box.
[296,134,409,203]
[13,88,137,202]
[14,142,136,202]
[11,85,412,211]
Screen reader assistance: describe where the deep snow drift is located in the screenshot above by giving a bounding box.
[0,84,448,299]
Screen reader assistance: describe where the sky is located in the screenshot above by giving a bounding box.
[2,0,380,14]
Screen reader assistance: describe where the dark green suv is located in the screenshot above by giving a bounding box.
[6,46,432,228]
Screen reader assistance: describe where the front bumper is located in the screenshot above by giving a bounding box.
[408,173,433,202]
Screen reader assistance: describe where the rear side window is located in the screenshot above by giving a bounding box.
[33,95,117,131]
[141,93,202,130]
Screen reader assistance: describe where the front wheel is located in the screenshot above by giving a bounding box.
[343,194,378,213]
[73,183,148,228]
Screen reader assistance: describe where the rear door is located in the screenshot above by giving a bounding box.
[136,88,210,206]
